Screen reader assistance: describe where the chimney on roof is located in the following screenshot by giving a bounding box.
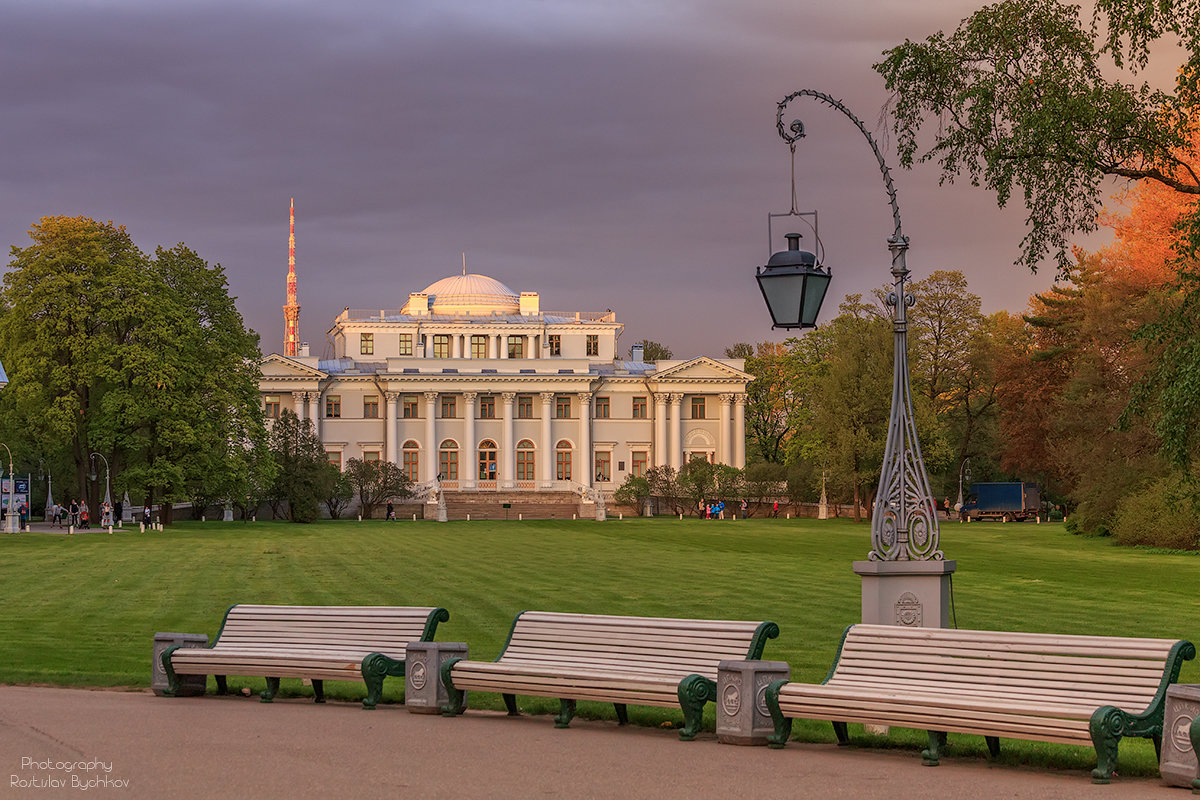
[299,342,310,357]
[631,343,644,362]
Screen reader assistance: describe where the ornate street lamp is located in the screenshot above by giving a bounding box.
[89,452,112,523]
[765,89,942,564]
[757,232,831,329]
[0,443,15,533]
[954,457,973,513]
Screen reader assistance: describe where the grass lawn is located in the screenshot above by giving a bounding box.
[1,515,1196,776]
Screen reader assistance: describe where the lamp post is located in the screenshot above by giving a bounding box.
[89,452,111,525]
[758,89,954,627]
[954,457,973,513]
[0,443,15,533]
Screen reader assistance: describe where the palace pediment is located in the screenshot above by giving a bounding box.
[650,357,751,385]
[259,353,327,380]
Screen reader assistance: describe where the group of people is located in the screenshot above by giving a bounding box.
[698,499,753,519]
[49,500,125,528]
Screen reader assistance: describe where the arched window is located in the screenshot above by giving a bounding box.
[478,439,498,481]
[517,439,535,481]
[402,440,420,482]
[556,440,572,481]
[439,439,459,481]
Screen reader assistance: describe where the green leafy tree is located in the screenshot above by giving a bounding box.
[724,342,754,359]
[613,474,651,516]
[345,457,413,519]
[645,465,683,516]
[677,456,716,517]
[628,339,672,362]
[268,410,335,523]
[323,470,354,519]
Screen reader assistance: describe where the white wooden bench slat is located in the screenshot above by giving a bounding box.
[824,676,1155,709]
[518,611,765,630]
[844,641,1175,670]
[848,625,1177,657]
[834,661,1165,689]
[777,706,1094,745]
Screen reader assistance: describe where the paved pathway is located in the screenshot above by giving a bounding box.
[0,686,1181,799]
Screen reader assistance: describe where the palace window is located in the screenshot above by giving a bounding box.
[479,395,496,419]
[478,439,498,481]
[433,334,450,358]
[363,451,380,462]
[470,335,488,358]
[691,396,706,419]
[263,395,280,419]
[403,395,418,418]
[327,451,342,470]
[440,395,457,418]
[517,440,535,481]
[594,452,611,483]
[507,335,524,359]
[632,396,647,419]
[586,335,599,356]
[517,395,533,419]
[363,395,379,418]
[399,333,413,356]
[555,395,571,419]
[547,334,561,356]
[632,451,647,477]
[439,440,459,480]
[556,440,572,481]
[402,441,420,482]
[325,395,341,418]
[594,396,610,419]
[360,332,374,355]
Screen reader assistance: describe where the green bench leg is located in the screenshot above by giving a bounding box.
[678,674,714,741]
[503,694,519,716]
[161,647,183,697]
[986,736,1000,759]
[440,657,466,717]
[614,703,628,725]
[214,675,227,695]
[362,652,404,710]
[1090,705,1130,784]
[922,731,946,766]
[261,677,280,703]
[312,680,325,704]
[555,699,576,728]
[833,721,849,746]
[764,679,792,749]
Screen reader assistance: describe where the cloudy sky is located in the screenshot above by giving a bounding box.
[1,0,1120,358]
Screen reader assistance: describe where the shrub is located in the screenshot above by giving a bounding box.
[1110,477,1200,550]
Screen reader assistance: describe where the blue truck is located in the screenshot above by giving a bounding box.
[959,482,1041,523]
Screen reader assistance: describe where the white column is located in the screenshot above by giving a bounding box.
[502,392,516,488]
[540,391,555,486]
[578,392,592,488]
[461,392,476,488]
[733,394,747,468]
[654,393,668,467]
[668,393,683,470]
[499,334,508,359]
[423,391,438,482]
[308,391,320,438]
[292,392,307,422]
[718,393,732,466]
[385,392,400,465]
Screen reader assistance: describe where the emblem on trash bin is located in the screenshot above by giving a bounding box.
[721,683,741,716]
[1172,711,1194,754]
[410,659,428,691]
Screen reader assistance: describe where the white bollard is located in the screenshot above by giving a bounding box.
[619,513,623,520]
[108,526,113,534]
[679,513,683,520]
[572,514,576,520]
[69,526,74,535]
[139,522,144,533]
[518,513,523,521]
[412,514,417,521]
[786,513,791,520]
[201,515,205,522]
[467,514,471,522]
[358,515,362,522]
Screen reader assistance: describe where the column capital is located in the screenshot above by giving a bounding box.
[501,392,517,403]
[734,393,748,406]
[668,392,684,405]
[385,391,401,402]
[540,391,557,401]
[654,392,670,404]
[718,393,735,404]
[423,391,439,402]
[461,391,478,403]
[576,392,593,402]
[292,391,307,402]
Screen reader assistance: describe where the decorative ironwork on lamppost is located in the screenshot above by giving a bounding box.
[771,89,942,562]
[89,452,111,524]
[954,457,973,513]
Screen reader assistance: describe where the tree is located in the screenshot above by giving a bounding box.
[345,458,413,519]
[323,470,354,519]
[613,474,651,516]
[628,339,672,362]
[724,342,754,359]
[677,456,716,517]
[268,410,336,523]
[645,465,683,516]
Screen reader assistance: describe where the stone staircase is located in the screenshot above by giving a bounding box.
[440,491,584,521]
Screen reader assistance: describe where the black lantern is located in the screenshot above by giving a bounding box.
[755,233,831,329]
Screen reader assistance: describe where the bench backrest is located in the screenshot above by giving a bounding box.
[210,605,447,654]
[496,611,778,680]
[829,624,1191,713]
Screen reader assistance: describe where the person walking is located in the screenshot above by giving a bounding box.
[386,500,395,521]
[143,504,151,525]
[69,499,80,528]
[772,500,779,518]
[740,499,748,519]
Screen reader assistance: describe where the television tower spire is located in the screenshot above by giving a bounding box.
[283,198,301,356]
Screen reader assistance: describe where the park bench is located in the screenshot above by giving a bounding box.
[161,604,449,709]
[440,610,779,739]
[764,624,1194,783]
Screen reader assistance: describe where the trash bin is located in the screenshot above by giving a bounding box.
[152,632,209,696]
[1161,684,1200,787]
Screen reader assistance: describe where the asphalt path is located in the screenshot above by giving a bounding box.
[0,686,1182,799]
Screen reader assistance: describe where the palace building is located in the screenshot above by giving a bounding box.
[258,209,751,506]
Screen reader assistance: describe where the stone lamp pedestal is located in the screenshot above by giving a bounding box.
[852,559,956,628]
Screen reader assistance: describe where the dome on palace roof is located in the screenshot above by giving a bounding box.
[403,273,521,316]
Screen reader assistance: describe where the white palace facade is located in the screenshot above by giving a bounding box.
[259,273,751,496]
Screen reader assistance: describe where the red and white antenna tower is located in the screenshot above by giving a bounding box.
[283,198,301,356]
